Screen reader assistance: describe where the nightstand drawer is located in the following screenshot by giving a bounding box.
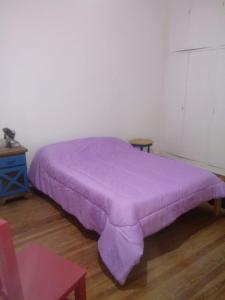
[0,155,26,169]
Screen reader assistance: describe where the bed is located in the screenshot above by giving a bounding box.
[29,137,225,284]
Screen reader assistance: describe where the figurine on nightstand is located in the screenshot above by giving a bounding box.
[2,128,21,148]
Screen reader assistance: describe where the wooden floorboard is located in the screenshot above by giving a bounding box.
[0,192,224,300]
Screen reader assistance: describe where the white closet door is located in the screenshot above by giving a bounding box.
[169,0,191,52]
[164,53,188,155]
[189,0,225,49]
[182,50,216,162]
[208,50,225,169]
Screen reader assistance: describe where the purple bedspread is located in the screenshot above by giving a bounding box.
[29,138,225,284]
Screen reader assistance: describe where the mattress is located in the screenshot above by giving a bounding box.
[29,137,225,284]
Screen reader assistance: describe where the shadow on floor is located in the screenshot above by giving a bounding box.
[32,189,220,290]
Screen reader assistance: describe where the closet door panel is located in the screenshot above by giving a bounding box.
[169,0,191,52]
[208,50,225,169]
[182,51,216,162]
[189,0,225,49]
[164,53,188,155]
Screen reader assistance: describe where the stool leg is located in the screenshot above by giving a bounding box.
[214,199,222,216]
[75,277,86,300]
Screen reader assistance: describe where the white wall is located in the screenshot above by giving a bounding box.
[0,0,167,163]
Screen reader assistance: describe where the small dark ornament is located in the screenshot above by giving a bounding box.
[2,128,21,148]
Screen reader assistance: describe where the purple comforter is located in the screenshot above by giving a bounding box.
[29,138,225,284]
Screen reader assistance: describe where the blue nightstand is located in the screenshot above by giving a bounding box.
[0,146,29,204]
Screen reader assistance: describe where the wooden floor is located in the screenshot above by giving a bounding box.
[0,192,225,300]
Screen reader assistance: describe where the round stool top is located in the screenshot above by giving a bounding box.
[129,138,154,146]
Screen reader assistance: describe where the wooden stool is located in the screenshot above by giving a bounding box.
[130,138,154,153]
